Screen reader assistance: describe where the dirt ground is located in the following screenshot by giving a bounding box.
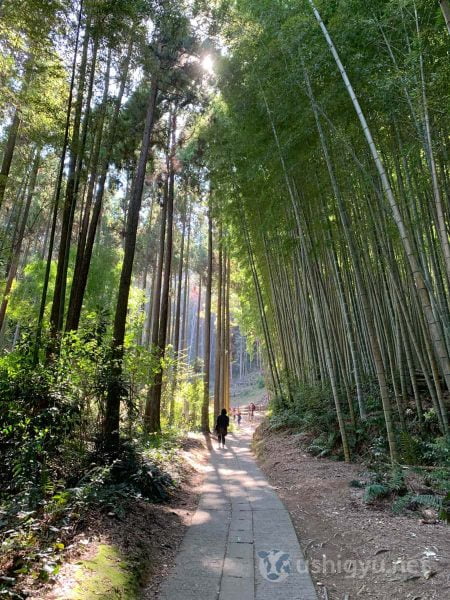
[34,434,209,600]
[253,422,450,600]
[22,420,449,600]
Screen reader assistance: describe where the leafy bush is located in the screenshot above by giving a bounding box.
[268,409,304,431]
[399,431,422,465]
[392,493,443,515]
[362,468,407,504]
[439,492,450,523]
[0,357,81,503]
[364,483,390,503]
[422,435,450,465]
[268,381,341,439]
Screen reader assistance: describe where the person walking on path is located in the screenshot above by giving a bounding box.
[215,408,229,449]
[249,402,256,421]
[237,409,242,426]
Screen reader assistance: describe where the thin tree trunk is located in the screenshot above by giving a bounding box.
[104,73,159,445]
[440,0,450,34]
[414,4,450,290]
[310,0,449,438]
[50,13,91,339]
[242,212,282,397]
[173,204,186,357]
[145,110,176,433]
[0,150,40,330]
[65,39,133,331]
[33,0,84,363]
[225,253,231,410]
[219,251,226,410]
[181,206,191,353]
[201,202,213,432]
[194,275,202,366]
[66,48,111,330]
[0,110,20,209]
[214,226,223,418]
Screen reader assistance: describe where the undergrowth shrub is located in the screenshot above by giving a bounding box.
[392,493,443,515]
[0,335,184,595]
[0,358,81,503]
[0,332,179,512]
[268,381,351,457]
[269,382,339,434]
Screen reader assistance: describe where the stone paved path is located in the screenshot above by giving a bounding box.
[157,423,318,600]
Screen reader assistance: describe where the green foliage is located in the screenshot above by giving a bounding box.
[70,543,139,600]
[164,371,205,431]
[361,465,448,517]
[267,381,348,459]
[363,483,390,503]
[349,479,365,488]
[0,351,81,502]
[388,468,407,493]
[66,440,174,510]
[422,435,450,466]
[268,408,304,431]
[8,259,56,326]
[399,431,422,465]
[0,345,181,596]
[439,492,450,524]
[392,493,443,515]
[307,431,340,458]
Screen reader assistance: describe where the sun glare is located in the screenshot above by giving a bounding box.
[201,55,214,74]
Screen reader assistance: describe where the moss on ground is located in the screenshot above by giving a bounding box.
[68,543,139,600]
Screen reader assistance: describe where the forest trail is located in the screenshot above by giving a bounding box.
[154,420,317,600]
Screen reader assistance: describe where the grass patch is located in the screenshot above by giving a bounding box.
[69,544,139,600]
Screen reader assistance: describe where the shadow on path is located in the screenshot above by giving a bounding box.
[154,420,318,600]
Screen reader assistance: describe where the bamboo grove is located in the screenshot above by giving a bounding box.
[202,0,450,464]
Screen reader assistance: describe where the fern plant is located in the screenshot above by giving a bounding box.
[364,483,390,503]
[388,468,407,493]
[399,432,421,465]
[439,492,450,523]
[392,493,443,515]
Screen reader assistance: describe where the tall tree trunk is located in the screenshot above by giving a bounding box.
[260,88,351,461]
[224,253,231,410]
[0,110,20,209]
[143,232,160,347]
[181,205,192,353]
[214,227,223,417]
[242,212,282,397]
[49,14,91,339]
[104,73,159,445]
[201,202,213,432]
[194,275,202,366]
[33,0,84,364]
[65,48,111,330]
[309,0,450,437]
[145,110,177,433]
[414,5,450,290]
[65,38,133,331]
[173,203,186,356]
[440,0,450,34]
[219,250,227,410]
[143,180,168,421]
[0,150,40,330]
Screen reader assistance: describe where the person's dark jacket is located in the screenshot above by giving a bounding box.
[215,414,229,435]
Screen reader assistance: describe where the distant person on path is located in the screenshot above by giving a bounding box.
[237,409,242,426]
[249,402,256,421]
[232,406,236,421]
[215,408,230,449]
